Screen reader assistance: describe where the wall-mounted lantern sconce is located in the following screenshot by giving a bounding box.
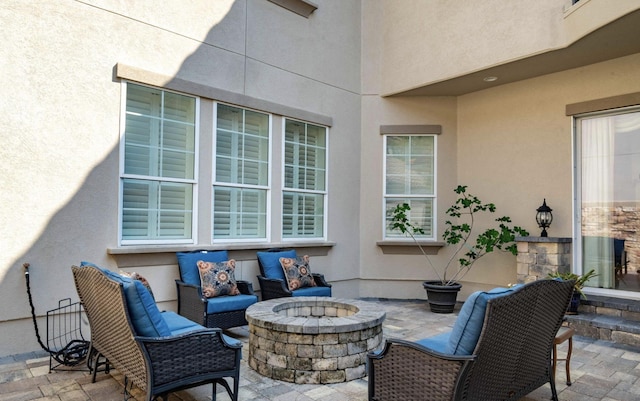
[536,199,553,237]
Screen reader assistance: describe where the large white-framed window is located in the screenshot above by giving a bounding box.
[119,82,198,245]
[115,66,334,248]
[213,103,270,241]
[574,106,640,296]
[383,134,437,240]
[282,119,328,240]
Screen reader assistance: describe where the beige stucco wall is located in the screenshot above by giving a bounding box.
[0,0,362,357]
[455,52,640,286]
[379,0,640,95]
[358,51,640,301]
[359,0,640,301]
[2,0,640,358]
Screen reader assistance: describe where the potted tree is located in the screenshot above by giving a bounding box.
[390,185,529,313]
[547,269,598,314]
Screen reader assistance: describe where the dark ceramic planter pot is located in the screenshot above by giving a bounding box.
[566,291,581,315]
[422,280,462,314]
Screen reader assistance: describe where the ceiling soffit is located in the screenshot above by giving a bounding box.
[387,9,640,97]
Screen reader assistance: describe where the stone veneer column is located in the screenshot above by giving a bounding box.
[516,236,572,283]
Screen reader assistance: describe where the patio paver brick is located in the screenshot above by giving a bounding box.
[1,298,639,401]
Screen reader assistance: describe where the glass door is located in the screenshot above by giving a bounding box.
[575,108,640,295]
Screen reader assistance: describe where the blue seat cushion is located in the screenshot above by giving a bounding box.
[161,311,243,353]
[177,250,229,286]
[222,333,243,348]
[416,332,450,354]
[257,250,296,281]
[292,286,332,297]
[81,262,171,337]
[206,294,258,314]
[162,311,203,335]
[446,285,520,355]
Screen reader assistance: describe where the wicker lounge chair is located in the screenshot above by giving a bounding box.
[175,250,258,329]
[72,264,242,401]
[256,248,332,300]
[367,278,575,401]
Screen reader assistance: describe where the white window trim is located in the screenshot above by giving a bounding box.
[118,81,200,246]
[113,66,336,249]
[382,132,438,242]
[281,119,329,242]
[211,102,272,244]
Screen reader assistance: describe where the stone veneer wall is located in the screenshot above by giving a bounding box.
[516,237,572,283]
[582,205,638,272]
[515,205,638,283]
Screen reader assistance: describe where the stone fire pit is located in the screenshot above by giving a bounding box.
[245,297,386,384]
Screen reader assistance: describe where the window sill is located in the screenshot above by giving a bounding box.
[108,241,336,255]
[267,0,318,18]
[377,240,445,255]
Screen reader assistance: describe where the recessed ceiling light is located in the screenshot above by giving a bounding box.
[483,76,498,82]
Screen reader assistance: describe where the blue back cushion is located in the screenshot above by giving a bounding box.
[176,250,229,286]
[447,285,520,355]
[292,286,331,297]
[257,249,296,281]
[81,262,171,337]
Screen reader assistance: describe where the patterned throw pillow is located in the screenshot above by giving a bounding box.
[279,255,317,291]
[120,271,155,300]
[197,259,240,298]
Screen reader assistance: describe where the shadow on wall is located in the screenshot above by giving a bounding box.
[3,1,245,357]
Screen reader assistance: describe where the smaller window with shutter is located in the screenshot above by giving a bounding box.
[382,129,438,240]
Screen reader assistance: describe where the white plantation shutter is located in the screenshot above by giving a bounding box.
[282,192,324,238]
[384,135,436,239]
[213,185,267,239]
[122,179,151,238]
[236,188,266,237]
[282,119,327,239]
[161,121,195,179]
[242,132,267,185]
[121,83,196,243]
[385,136,434,195]
[212,187,231,237]
[213,104,269,240]
[384,197,433,238]
[158,182,193,237]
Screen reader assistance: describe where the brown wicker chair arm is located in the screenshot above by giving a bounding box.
[175,280,207,325]
[312,273,331,287]
[236,280,256,295]
[257,275,293,299]
[367,338,475,401]
[175,279,204,297]
[137,329,241,393]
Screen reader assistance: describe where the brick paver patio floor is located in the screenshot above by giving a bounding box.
[1,298,640,400]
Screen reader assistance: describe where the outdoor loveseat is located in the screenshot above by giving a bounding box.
[367,278,575,401]
[175,250,258,329]
[72,263,242,401]
[256,248,332,300]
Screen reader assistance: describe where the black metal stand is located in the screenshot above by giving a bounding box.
[24,263,90,372]
[46,298,90,372]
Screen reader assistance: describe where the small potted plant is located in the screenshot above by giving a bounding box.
[547,269,598,314]
[390,185,529,313]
